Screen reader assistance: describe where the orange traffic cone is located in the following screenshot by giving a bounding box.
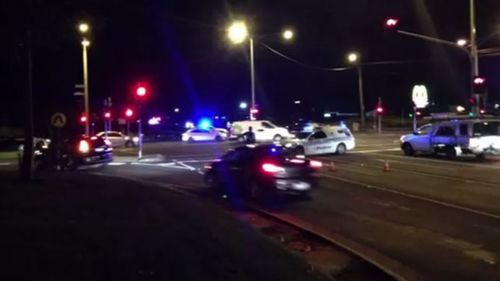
[383,160,390,172]
[329,161,337,172]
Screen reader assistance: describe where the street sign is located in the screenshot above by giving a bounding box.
[412,85,429,109]
[50,112,67,128]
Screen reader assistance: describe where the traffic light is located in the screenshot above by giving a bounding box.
[473,76,487,94]
[104,111,111,119]
[125,108,134,118]
[376,106,384,114]
[250,107,259,115]
[469,96,476,105]
[80,114,87,123]
[136,84,148,98]
[385,17,399,28]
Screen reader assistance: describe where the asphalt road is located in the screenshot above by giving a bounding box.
[2,133,500,280]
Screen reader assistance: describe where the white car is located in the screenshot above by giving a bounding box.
[400,119,500,159]
[96,131,138,148]
[182,128,228,142]
[283,125,355,156]
[230,120,294,142]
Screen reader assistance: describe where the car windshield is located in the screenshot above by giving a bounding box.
[473,122,500,136]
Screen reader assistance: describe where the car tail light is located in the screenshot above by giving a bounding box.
[290,158,305,164]
[78,140,90,154]
[310,160,322,168]
[262,163,285,173]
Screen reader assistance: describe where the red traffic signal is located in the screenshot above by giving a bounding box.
[385,17,399,28]
[104,111,111,119]
[376,107,384,114]
[125,108,134,118]
[80,114,87,123]
[473,76,486,85]
[469,96,476,105]
[136,85,147,97]
[250,107,259,114]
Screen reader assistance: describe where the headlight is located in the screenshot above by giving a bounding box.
[133,137,139,142]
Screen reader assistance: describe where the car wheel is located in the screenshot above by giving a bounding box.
[402,143,415,156]
[215,135,223,142]
[445,146,457,160]
[273,134,283,142]
[188,137,195,143]
[295,146,305,155]
[336,143,347,155]
[125,140,134,148]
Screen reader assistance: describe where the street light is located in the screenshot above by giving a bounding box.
[227,21,248,44]
[347,51,365,129]
[457,38,468,47]
[78,22,91,136]
[239,102,248,110]
[227,21,293,120]
[78,23,89,33]
[282,29,294,40]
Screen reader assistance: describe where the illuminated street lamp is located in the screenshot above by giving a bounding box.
[457,38,468,47]
[78,22,91,136]
[78,23,89,33]
[347,51,365,129]
[282,29,294,40]
[239,102,248,110]
[227,20,294,120]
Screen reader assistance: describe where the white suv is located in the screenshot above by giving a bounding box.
[230,120,294,142]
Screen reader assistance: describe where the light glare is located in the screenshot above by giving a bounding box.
[78,23,89,33]
[227,21,249,44]
[283,30,294,40]
[347,52,359,63]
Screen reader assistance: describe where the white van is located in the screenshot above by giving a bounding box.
[230,120,294,142]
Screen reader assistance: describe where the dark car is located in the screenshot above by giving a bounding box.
[29,135,113,170]
[203,145,321,200]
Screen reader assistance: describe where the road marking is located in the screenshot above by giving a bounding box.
[176,161,197,171]
[351,148,401,154]
[371,153,500,170]
[319,173,500,220]
[0,162,12,166]
[108,162,127,166]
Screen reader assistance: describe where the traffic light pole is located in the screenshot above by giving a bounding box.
[82,43,90,136]
[137,104,143,160]
[357,65,365,129]
[249,37,256,121]
[377,97,382,134]
[470,0,481,115]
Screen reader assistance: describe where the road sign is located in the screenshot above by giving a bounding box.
[51,112,67,128]
[412,85,429,109]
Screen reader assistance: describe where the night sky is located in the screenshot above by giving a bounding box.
[2,0,500,133]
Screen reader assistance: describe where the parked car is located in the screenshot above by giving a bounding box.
[282,125,355,155]
[96,131,138,147]
[203,144,321,201]
[181,127,228,142]
[400,119,500,159]
[230,120,294,142]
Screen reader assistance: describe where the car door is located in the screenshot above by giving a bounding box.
[254,122,274,141]
[108,132,125,147]
[304,131,328,155]
[456,123,470,149]
[218,148,250,190]
[432,125,456,148]
[411,124,433,151]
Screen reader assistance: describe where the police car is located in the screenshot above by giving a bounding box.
[282,125,355,156]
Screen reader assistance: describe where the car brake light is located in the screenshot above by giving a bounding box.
[310,160,322,168]
[290,158,305,164]
[78,140,90,153]
[262,163,285,173]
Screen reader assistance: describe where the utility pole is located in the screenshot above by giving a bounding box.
[470,0,481,115]
[21,31,34,180]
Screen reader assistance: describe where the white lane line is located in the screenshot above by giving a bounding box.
[131,162,192,170]
[177,159,216,163]
[0,162,12,166]
[319,173,500,220]
[352,148,401,154]
[108,162,127,166]
[371,153,500,170]
[176,161,197,171]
